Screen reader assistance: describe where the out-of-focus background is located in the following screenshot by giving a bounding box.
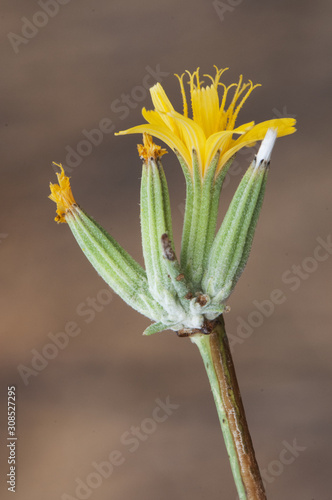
[1,1,331,498]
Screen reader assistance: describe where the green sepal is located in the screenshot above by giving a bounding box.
[189,152,219,290]
[190,155,234,289]
[179,151,234,292]
[143,321,169,336]
[180,150,201,287]
[177,151,194,276]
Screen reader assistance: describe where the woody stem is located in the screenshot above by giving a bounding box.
[191,315,266,500]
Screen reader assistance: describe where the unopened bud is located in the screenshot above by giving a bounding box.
[202,129,276,310]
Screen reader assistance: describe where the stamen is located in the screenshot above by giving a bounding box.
[203,66,229,87]
[194,68,201,90]
[175,73,188,118]
[229,82,261,130]
[220,83,238,114]
[225,75,244,128]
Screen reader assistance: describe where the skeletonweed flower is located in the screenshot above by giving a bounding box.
[116,66,296,178]
[49,67,297,499]
[116,67,296,289]
[49,67,296,332]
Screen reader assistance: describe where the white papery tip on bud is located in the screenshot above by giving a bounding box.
[255,128,278,167]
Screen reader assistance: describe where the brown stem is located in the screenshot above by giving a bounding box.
[209,316,266,499]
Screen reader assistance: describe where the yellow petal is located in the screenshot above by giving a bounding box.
[116,68,297,179]
[191,84,220,137]
[205,130,237,171]
[166,110,206,172]
[238,118,296,143]
[216,118,296,173]
[116,123,191,170]
[150,83,182,136]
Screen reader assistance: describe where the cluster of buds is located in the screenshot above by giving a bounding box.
[50,131,278,336]
[49,68,295,336]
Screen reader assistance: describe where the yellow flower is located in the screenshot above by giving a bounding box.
[116,67,296,177]
[49,163,76,223]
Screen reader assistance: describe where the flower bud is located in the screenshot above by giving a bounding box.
[49,164,165,321]
[139,135,203,329]
[202,129,277,311]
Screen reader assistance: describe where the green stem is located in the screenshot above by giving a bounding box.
[191,316,266,500]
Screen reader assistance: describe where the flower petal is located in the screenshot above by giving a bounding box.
[205,130,237,171]
[216,118,296,173]
[166,110,206,173]
[116,69,297,179]
[116,123,191,170]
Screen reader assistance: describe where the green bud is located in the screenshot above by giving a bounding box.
[49,164,166,322]
[50,129,280,335]
[140,152,174,294]
[139,140,205,330]
[202,129,277,310]
[67,206,166,320]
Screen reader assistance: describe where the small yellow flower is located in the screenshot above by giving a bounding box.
[49,163,76,223]
[117,66,296,177]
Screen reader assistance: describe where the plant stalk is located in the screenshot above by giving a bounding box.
[191,316,266,500]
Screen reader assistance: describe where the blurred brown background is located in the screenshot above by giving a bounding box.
[1,1,331,499]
